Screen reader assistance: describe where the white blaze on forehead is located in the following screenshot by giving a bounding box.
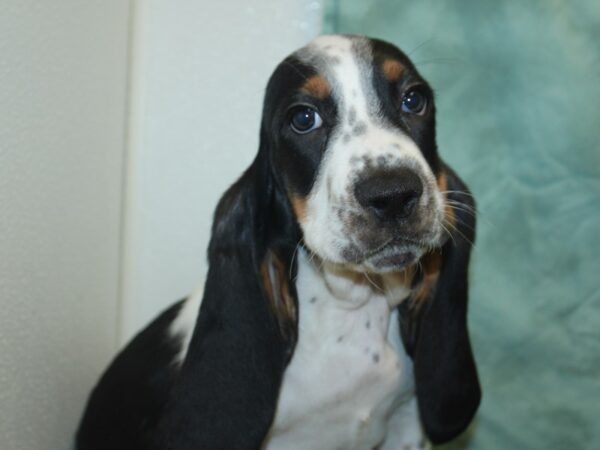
[307,35,373,124]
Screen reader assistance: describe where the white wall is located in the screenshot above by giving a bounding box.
[120,0,322,342]
[0,1,131,449]
[0,1,321,447]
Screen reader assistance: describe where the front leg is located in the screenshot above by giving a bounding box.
[379,396,430,450]
[379,308,430,450]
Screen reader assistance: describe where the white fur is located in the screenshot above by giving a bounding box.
[169,285,203,365]
[263,250,427,450]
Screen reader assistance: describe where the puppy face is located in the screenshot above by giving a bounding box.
[263,35,447,273]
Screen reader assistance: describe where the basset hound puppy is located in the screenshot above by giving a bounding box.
[77,35,480,450]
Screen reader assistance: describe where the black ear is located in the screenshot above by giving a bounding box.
[152,132,300,450]
[401,162,481,445]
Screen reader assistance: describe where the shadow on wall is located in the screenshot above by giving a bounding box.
[324,1,600,449]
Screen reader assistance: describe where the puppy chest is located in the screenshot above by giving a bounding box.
[265,266,413,450]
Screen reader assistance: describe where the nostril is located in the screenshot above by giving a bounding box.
[369,196,391,213]
[399,189,419,215]
[368,189,419,220]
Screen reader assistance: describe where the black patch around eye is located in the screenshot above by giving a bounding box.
[369,38,440,172]
[290,106,320,134]
[261,55,339,198]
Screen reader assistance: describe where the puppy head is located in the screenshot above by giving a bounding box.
[251,37,480,443]
[262,35,448,273]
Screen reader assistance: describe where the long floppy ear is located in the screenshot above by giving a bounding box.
[153,130,300,450]
[400,162,481,445]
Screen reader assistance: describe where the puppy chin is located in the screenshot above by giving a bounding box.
[361,245,423,274]
[308,239,425,275]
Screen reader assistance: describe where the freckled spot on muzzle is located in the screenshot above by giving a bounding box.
[341,244,363,262]
[376,154,394,167]
[353,122,367,136]
[348,107,357,126]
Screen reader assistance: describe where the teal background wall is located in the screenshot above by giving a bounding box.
[324,2,600,449]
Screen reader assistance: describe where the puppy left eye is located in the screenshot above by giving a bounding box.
[401,89,428,115]
[290,107,323,134]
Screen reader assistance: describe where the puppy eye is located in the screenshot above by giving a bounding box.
[290,106,323,134]
[401,89,428,115]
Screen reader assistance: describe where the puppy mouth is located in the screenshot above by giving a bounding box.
[345,236,429,272]
[362,240,423,272]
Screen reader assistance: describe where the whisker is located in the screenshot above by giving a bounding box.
[281,60,310,82]
[289,238,304,280]
[445,203,477,218]
[445,200,495,228]
[440,221,457,247]
[444,197,477,207]
[439,190,475,199]
[414,57,463,67]
[407,38,436,57]
[444,208,475,230]
[445,200,476,212]
[453,214,477,230]
[364,271,384,293]
[443,218,477,249]
[308,248,324,273]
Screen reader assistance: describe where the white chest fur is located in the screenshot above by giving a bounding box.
[264,251,424,450]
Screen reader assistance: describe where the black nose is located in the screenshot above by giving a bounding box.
[354,169,423,222]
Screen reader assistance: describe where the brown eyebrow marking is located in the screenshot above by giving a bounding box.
[382,59,405,82]
[301,75,331,99]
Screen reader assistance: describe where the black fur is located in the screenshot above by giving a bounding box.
[400,164,481,444]
[76,301,185,449]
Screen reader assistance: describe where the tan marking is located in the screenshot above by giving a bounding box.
[406,171,457,307]
[290,195,308,223]
[261,251,297,342]
[437,171,456,228]
[382,59,405,82]
[411,250,442,306]
[301,75,331,99]
[391,264,417,287]
[437,171,448,192]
